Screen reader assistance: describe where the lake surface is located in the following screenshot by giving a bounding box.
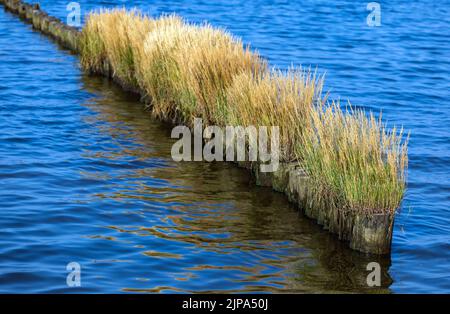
[0,0,449,293]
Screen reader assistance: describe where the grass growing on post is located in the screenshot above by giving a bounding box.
[78,9,408,215]
[80,9,266,125]
[79,9,155,88]
[297,103,408,214]
[226,69,324,162]
[137,22,266,126]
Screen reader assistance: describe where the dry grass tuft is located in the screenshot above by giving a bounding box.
[79,9,408,214]
[226,69,324,161]
[138,21,266,125]
[297,102,408,214]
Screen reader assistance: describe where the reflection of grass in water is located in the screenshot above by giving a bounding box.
[79,9,407,215]
[142,250,182,259]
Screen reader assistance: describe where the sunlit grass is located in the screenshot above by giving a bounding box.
[297,102,408,214]
[226,69,324,162]
[79,9,408,214]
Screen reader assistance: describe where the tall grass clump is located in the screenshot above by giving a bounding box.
[137,22,266,125]
[79,10,108,74]
[297,102,408,214]
[79,9,408,214]
[79,9,184,89]
[80,9,266,125]
[226,69,324,162]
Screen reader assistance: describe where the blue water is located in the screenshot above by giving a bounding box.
[0,0,449,293]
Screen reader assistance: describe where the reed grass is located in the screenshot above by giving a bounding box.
[80,9,265,125]
[226,69,324,161]
[79,9,408,214]
[297,103,408,214]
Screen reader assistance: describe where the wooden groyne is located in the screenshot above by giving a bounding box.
[1,0,396,255]
[1,0,79,51]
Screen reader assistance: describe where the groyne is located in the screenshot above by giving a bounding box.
[1,0,403,255]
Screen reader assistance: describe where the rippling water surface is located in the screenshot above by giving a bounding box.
[0,1,449,293]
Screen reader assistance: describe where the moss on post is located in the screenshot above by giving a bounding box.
[350,213,394,254]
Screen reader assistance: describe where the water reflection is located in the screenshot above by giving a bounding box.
[80,75,393,293]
